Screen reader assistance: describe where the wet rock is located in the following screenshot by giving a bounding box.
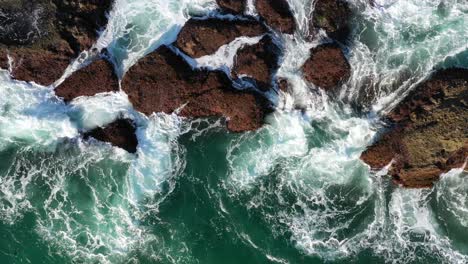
[302,43,350,90]
[310,0,351,41]
[0,0,113,86]
[84,119,138,153]
[361,68,468,188]
[122,45,270,132]
[255,0,296,34]
[55,58,119,102]
[216,0,246,14]
[175,18,267,58]
[232,35,281,91]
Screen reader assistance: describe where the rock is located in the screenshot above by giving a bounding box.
[84,119,138,153]
[311,0,351,41]
[175,18,267,58]
[302,43,350,90]
[55,58,119,102]
[0,0,113,86]
[122,45,270,132]
[216,0,246,14]
[361,68,468,188]
[255,0,296,34]
[232,35,281,91]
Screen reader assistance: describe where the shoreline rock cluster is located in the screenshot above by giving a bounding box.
[0,0,112,86]
[3,0,464,187]
[361,68,468,188]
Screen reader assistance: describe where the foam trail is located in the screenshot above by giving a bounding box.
[0,72,77,151]
[97,0,216,76]
[343,0,468,112]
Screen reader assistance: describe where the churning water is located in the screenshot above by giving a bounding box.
[0,0,467,263]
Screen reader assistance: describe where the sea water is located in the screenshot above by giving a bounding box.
[0,0,467,263]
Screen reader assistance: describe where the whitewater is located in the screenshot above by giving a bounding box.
[0,0,467,263]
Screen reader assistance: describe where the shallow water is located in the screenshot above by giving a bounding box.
[0,0,467,263]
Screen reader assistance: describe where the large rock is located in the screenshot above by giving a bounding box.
[122,45,270,132]
[84,118,138,153]
[361,68,468,188]
[302,43,350,90]
[255,0,296,34]
[216,0,246,14]
[55,58,119,102]
[232,35,281,91]
[175,18,267,58]
[310,0,351,41]
[0,0,113,86]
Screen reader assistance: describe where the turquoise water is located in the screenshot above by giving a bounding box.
[0,0,467,263]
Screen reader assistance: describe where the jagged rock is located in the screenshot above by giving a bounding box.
[302,43,350,90]
[122,45,270,132]
[232,35,281,91]
[175,18,267,58]
[361,68,468,188]
[55,58,119,102]
[0,0,113,86]
[310,0,351,41]
[84,119,138,153]
[216,0,246,14]
[255,0,296,34]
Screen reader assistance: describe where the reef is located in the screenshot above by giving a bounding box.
[361,68,468,188]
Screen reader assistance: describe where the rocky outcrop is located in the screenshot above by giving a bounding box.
[122,45,270,132]
[361,68,468,188]
[55,58,119,102]
[84,119,138,153]
[302,43,350,90]
[310,0,351,41]
[255,0,296,34]
[216,0,246,14]
[0,0,113,86]
[175,18,267,58]
[232,35,281,91]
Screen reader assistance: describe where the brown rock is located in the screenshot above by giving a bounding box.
[232,35,281,91]
[216,0,246,14]
[302,43,350,90]
[84,119,138,153]
[361,68,468,188]
[122,45,270,132]
[311,0,351,41]
[0,0,113,86]
[55,58,119,102]
[255,0,296,34]
[175,18,267,58]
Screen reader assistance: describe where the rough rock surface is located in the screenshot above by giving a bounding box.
[255,0,296,34]
[311,0,351,41]
[175,18,267,58]
[232,35,281,91]
[361,68,468,188]
[55,58,119,102]
[302,43,350,90]
[0,0,113,86]
[84,119,138,153]
[216,0,246,14]
[122,45,270,132]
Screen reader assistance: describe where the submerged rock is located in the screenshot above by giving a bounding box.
[84,119,138,153]
[216,0,246,14]
[302,43,350,90]
[0,0,113,86]
[55,58,119,102]
[232,35,281,91]
[310,0,351,41]
[122,45,270,132]
[361,68,468,188]
[255,0,296,34]
[175,18,267,58]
